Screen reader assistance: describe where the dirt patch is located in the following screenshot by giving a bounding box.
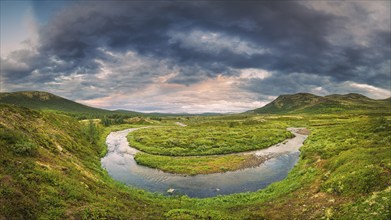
[175,122,187,127]
[296,128,311,135]
[237,154,274,170]
[0,175,14,186]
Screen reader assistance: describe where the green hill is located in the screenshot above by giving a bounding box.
[0,104,172,218]
[0,91,223,117]
[250,93,390,114]
[1,104,390,219]
[0,91,140,117]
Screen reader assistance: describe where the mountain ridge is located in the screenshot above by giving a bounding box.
[1,91,389,115]
[0,91,223,117]
[0,91,141,117]
[249,92,390,114]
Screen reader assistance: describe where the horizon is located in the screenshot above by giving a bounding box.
[1,0,390,113]
[1,89,389,114]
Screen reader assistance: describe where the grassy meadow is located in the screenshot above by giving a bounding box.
[129,117,295,174]
[134,153,265,175]
[0,103,390,219]
[128,119,293,156]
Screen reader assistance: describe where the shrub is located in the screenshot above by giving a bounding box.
[12,140,38,156]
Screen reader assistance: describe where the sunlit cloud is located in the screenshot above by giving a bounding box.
[349,82,390,99]
[1,1,390,112]
[79,75,266,113]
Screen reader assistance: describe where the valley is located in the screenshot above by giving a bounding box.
[0,91,390,219]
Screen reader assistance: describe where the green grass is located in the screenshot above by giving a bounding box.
[0,104,177,218]
[128,121,293,156]
[251,93,390,114]
[131,118,296,174]
[1,103,390,219]
[135,153,264,175]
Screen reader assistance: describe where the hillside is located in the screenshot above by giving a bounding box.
[0,104,174,218]
[1,104,390,219]
[0,91,222,117]
[0,91,140,117]
[250,93,390,114]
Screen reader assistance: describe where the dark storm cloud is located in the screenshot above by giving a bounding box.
[2,0,390,101]
[242,72,328,96]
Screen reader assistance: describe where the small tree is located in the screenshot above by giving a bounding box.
[228,122,236,128]
[101,116,111,127]
[87,120,99,144]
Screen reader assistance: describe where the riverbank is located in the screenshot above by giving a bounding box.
[132,127,308,175]
[134,153,271,175]
[101,126,308,197]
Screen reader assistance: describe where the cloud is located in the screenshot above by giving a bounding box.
[168,29,270,56]
[242,72,390,100]
[239,68,271,80]
[79,75,267,113]
[1,0,390,112]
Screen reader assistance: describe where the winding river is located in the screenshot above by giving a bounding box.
[101,127,308,198]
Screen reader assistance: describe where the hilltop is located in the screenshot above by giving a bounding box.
[0,91,141,117]
[0,91,222,117]
[250,93,390,114]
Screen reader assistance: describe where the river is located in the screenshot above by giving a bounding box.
[101,127,308,198]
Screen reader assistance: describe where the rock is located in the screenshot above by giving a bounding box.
[167,188,175,193]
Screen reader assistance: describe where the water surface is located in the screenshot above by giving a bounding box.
[101,127,307,198]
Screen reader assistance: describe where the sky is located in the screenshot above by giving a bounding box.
[1,0,390,113]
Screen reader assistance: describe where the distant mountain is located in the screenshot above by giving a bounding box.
[249,93,390,114]
[145,112,223,117]
[382,97,391,102]
[0,91,140,117]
